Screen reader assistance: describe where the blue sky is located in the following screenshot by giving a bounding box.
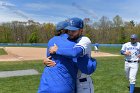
[0,0,140,24]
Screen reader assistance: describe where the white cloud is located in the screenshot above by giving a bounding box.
[25,2,88,15]
[0,1,32,22]
[24,2,90,22]
[0,13,28,23]
[25,3,71,11]
[0,9,29,22]
[1,0,140,24]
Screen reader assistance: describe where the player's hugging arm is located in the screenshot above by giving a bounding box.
[49,36,91,58]
[55,36,91,58]
[56,47,84,58]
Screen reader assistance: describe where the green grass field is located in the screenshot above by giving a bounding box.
[94,57,140,93]
[94,46,122,55]
[0,48,7,55]
[0,60,43,93]
[0,47,140,93]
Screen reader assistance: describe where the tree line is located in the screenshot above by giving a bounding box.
[0,15,140,44]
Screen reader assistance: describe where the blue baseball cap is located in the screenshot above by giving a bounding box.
[131,34,138,39]
[56,21,69,31]
[65,17,84,31]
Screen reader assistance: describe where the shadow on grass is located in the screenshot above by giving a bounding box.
[127,86,140,93]
[134,87,140,93]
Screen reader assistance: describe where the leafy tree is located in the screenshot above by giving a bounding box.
[113,15,123,27]
[28,32,39,43]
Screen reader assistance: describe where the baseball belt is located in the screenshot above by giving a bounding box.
[79,78,87,82]
[125,60,138,63]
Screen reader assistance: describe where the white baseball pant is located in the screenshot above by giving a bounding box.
[125,61,139,84]
[76,76,94,93]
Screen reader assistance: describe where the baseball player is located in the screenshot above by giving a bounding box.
[94,43,99,53]
[120,34,140,93]
[49,17,96,93]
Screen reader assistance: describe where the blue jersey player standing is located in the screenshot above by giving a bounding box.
[120,34,140,93]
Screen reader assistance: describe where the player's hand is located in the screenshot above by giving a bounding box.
[49,44,58,54]
[125,51,131,56]
[43,56,56,67]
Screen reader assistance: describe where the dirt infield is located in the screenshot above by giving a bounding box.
[0,47,120,61]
